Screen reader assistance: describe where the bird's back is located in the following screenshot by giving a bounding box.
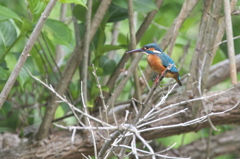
[156,53,179,73]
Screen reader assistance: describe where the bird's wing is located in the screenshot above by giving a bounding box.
[158,53,179,73]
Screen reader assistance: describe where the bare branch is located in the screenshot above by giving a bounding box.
[206,54,240,89]
[127,0,142,103]
[81,0,92,103]
[216,35,240,46]
[28,71,114,128]
[187,0,222,121]
[224,0,237,84]
[167,0,199,56]
[81,81,98,159]
[168,127,240,158]
[89,0,112,41]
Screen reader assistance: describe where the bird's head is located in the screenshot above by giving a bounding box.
[126,43,163,55]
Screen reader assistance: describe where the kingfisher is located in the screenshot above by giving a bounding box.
[126,43,182,86]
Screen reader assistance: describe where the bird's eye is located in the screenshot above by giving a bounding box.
[144,47,148,49]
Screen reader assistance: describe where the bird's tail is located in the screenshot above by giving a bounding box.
[174,76,182,86]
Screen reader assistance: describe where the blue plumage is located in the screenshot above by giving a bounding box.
[157,53,178,72]
[143,43,179,73]
[126,43,182,86]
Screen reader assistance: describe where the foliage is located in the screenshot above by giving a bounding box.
[0,0,240,158]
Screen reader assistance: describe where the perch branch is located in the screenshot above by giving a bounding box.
[118,64,175,157]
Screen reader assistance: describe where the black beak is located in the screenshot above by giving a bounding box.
[126,48,144,54]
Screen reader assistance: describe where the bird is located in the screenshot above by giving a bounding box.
[126,43,182,86]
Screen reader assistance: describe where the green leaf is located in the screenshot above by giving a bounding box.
[133,0,157,13]
[0,67,9,81]
[102,59,116,75]
[0,60,8,70]
[88,66,103,76]
[0,20,17,52]
[5,53,17,72]
[99,45,123,54]
[158,132,199,148]
[99,55,108,67]
[212,49,226,65]
[73,1,99,22]
[59,0,87,8]
[113,0,157,13]
[69,82,80,99]
[20,18,34,35]
[107,3,128,23]
[73,5,86,22]
[63,115,77,126]
[43,19,72,47]
[17,57,34,89]
[0,5,22,22]
[55,105,65,119]
[0,101,19,130]
[101,86,109,92]
[18,67,30,89]
[29,46,45,74]
[27,0,47,22]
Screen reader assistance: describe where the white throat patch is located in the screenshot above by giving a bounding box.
[153,50,162,54]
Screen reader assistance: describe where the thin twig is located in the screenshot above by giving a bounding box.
[92,64,109,125]
[118,64,174,157]
[81,81,98,159]
[139,66,151,91]
[98,130,123,158]
[216,35,240,46]
[137,108,188,128]
[113,144,190,159]
[131,135,139,159]
[28,71,114,128]
[132,126,156,159]
[143,81,177,121]
[54,124,117,130]
[197,53,218,131]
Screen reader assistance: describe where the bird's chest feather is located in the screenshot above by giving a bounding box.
[147,54,166,74]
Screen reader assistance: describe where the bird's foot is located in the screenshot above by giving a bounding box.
[154,75,160,83]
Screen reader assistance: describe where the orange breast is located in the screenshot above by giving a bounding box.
[147,54,175,78]
[147,54,165,74]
